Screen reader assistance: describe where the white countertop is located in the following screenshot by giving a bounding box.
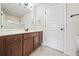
[0,29,43,36]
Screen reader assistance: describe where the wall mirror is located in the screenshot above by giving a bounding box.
[0,3,37,29]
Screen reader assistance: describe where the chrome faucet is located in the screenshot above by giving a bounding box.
[25,28,29,31]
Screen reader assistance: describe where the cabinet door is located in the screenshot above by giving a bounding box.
[6,43,19,56]
[34,35,39,49]
[0,37,5,56]
[23,38,33,56]
[5,35,22,56]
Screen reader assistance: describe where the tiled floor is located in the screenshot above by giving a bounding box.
[30,46,68,56]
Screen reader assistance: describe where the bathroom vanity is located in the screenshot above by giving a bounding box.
[0,31,43,56]
[0,3,43,56]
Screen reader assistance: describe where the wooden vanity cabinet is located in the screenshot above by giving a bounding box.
[0,37,5,56]
[0,31,43,56]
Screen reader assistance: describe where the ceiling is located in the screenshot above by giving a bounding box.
[1,3,38,17]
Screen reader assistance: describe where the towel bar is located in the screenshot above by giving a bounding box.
[70,14,79,17]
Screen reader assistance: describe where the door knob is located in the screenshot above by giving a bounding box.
[60,28,64,30]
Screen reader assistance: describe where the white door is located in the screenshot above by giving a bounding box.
[45,4,65,51]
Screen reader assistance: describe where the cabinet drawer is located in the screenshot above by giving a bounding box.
[5,35,18,44]
[24,33,33,39]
